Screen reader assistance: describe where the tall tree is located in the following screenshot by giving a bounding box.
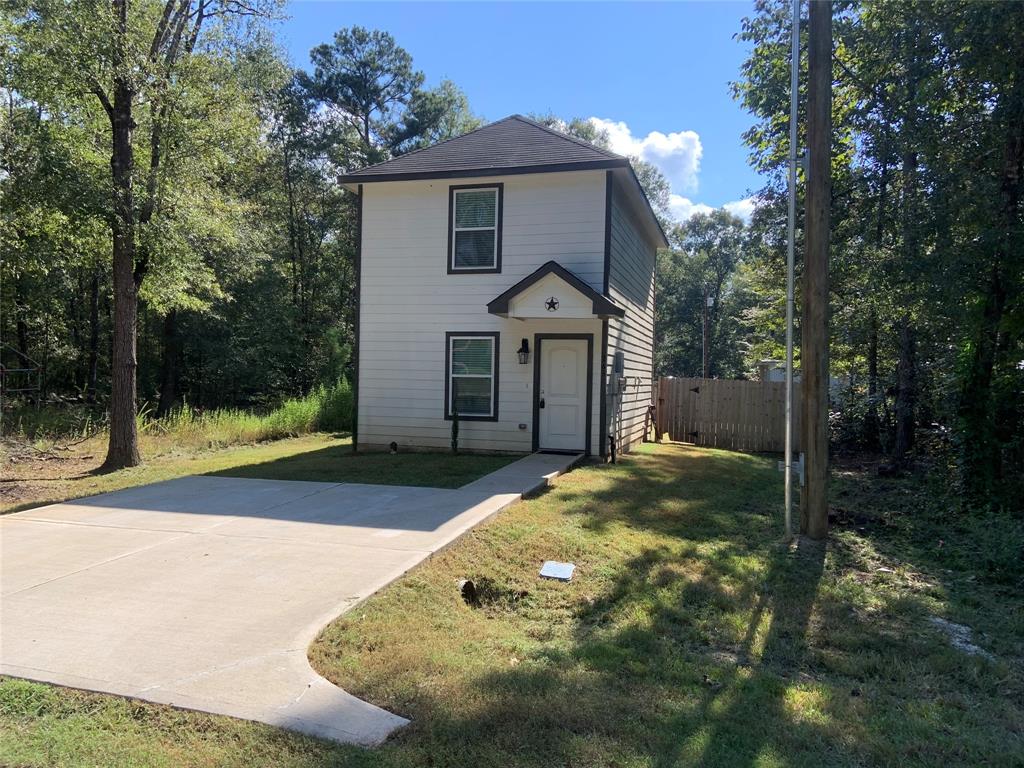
[306,27,426,163]
[387,79,482,154]
[0,87,109,399]
[656,211,753,379]
[736,0,1024,508]
[9,0,280,467]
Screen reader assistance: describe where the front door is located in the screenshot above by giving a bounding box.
[537,337,590,452]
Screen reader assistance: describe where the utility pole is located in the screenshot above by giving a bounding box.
[801,0,831,539]
[783,0,799,540]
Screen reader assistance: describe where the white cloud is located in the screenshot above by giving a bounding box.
[587,117,757,225]
[669,194,714,222]
[723,197,757,222]
[668,194,758,223]
[589,117,702,193]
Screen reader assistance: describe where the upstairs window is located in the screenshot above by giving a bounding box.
[445,332,499,420]
[449,184,502,273]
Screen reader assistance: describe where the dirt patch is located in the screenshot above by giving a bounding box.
[1,437,103,513]
[0,481,48,505]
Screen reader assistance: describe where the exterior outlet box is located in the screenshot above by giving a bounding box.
[777,453,806,487]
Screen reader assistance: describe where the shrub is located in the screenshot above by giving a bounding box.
[315,378,353,433]
[264,394,320,437]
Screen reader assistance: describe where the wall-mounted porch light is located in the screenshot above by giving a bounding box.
[517,338,530,365]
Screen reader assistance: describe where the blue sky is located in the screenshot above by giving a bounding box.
[281,1,762,221]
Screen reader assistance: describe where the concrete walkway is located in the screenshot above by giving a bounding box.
[0,452,578,746]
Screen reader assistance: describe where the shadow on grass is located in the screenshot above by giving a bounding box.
[311,443,1020,767]
[208,445,521,489]
[419,537,832,767]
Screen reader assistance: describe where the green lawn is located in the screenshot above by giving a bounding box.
[2,443,1021,767]
[211,442,518,488]
[2,434,516,514]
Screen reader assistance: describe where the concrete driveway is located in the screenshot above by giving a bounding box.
[0,453,577,745]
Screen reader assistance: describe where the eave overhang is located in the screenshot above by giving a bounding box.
[339,158,630,188]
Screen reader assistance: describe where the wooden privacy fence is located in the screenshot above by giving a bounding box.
[656,377,801,453]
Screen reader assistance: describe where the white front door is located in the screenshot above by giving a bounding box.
[538,338,589,452]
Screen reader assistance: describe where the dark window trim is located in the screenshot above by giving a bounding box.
[444,331,500,422]
[603,170,613,294]
[447,183,503,275]
[532,333,594,456]
[352,184,363,453]
[599,320,609,458]
[600,171,612,458]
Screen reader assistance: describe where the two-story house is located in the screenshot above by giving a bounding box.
[339,115,667,457]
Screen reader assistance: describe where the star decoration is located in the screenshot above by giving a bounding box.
[545,296,559,312]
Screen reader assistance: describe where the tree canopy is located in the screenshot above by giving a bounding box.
[735,0,1023,505]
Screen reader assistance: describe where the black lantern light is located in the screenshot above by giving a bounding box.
[517,338,530,365]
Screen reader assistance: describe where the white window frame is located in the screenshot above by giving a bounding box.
[447,333,497,420]
[450,186,500,272]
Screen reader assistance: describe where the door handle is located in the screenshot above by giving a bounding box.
[539,398,545,409]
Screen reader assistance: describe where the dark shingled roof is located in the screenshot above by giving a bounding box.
[339,115,630,183]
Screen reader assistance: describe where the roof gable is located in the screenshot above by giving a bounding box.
[339,115,629,183]
[487,261,625,319]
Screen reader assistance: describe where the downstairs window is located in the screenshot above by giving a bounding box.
[445,332,499,420]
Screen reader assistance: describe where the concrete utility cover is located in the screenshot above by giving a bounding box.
[0,453,578,746]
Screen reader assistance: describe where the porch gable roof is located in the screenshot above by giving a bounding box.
[486,261,625,320]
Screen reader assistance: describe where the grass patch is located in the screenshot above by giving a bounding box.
[147,379,354,447]
[2,443,1021,767]
[310,443,1022,767]
[0,678,365,768]
[3,383,356,512]
[2,379,354,449]
[1,434,516,514]
[211,445,518,488]
[0,434,345,514]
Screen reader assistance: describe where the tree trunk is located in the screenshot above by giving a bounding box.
[958,29,1024,501]
[892,316,916,463]
[87,268,100,402]
[865,158,887,454]
[70,274,82,357]
[800,0,831,540]
[156,309,179,417]
[13,277,30,359]
[957,268,1004,494]
[102,0,141,470]
[283,147,301,306]
[863,308,881,451]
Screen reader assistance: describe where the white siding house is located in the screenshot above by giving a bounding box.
[340,115,667,457]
